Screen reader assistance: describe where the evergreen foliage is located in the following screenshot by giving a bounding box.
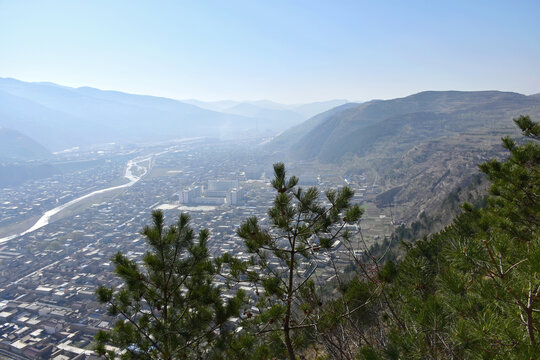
[377,115,540,359]
[235,162,363,359]
[95,210,245,359]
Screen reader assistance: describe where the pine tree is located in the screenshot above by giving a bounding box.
[446,114,540,357]
[377,116,540,359]
[236,162,363,359]
[95,210,245,359]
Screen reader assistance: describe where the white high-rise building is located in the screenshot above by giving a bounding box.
[180,186,201,204]
[226,188,243,205]
[180,189,190,204]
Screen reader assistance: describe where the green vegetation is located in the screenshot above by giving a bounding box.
[95,211,245,359]
[96,116,539,359]
[235,162,362,359]
[370,115,540,359]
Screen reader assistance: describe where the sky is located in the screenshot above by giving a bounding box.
[1,0,539,103]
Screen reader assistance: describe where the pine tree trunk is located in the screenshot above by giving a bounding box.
[284,243,296,360]
[284,315,295,360]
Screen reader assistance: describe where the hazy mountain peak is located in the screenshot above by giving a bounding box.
[0,78,293,151]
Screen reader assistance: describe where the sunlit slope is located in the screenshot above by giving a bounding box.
[274,90,540,162]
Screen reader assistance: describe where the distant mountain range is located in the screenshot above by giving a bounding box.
[0,78,346,153]
[181,98,350,132]
[182,98,349,120]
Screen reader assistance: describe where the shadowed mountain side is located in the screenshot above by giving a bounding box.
[0,90,94,149]
[0,163,59,187]
[0,78,266,151]
[266,102,360,150]
[0,128,51,161]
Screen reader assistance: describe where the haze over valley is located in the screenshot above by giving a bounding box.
[1,77,539,359]
[0,78,350,152]
[1,1,539,359]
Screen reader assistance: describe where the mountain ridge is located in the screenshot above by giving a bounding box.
[269,90,540,224]
[277,90,538,161]
[0,78,350,151]
[0,78,268,150]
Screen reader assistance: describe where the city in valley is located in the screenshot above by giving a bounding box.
[0,138,393,359]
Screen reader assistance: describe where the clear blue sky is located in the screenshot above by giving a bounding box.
[1,0,539,103]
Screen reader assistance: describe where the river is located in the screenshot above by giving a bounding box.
[0,155,152,244]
